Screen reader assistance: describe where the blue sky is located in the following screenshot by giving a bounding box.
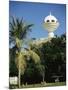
[9,1,66,39]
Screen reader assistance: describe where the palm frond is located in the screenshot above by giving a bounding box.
[29,50,40,64]
[9,17,33,42]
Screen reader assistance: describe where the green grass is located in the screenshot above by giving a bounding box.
[21,82,66,88]
[9,82,66,89]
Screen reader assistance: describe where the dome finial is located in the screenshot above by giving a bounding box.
[50,12,52,16]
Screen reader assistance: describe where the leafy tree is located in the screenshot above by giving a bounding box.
[9,48,18,76]
[36,64,45,82]
[30,34,66,82]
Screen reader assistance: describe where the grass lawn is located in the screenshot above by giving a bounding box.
[21,82,66,88]
[9,82,66,89]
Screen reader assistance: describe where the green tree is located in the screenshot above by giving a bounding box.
[9,48,18,76]
[30,34,66,82]
[9,17,33,88]
[36,64,45,82]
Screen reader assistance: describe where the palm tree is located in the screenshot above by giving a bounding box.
[15,51,27,88]
[15,49,40,87]
[28,49,40,64]
[9,17,33,49]
[9,17,33,88]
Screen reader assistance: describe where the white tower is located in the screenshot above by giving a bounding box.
[44,12,59,38]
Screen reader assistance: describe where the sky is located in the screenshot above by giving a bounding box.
[9,1,66,39]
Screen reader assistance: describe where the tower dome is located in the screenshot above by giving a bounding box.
[44,12,59,38]
[44,13,57,23]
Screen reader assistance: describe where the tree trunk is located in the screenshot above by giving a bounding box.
[18,67,21,88]
[42,73,45,82]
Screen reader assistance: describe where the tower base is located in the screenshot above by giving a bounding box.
[48,32,54,38]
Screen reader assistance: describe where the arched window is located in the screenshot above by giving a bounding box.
[51,20,55,22]
[46,20,49,22]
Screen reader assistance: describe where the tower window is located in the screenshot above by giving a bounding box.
[46,20,49,22]
[51,20,55,22]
